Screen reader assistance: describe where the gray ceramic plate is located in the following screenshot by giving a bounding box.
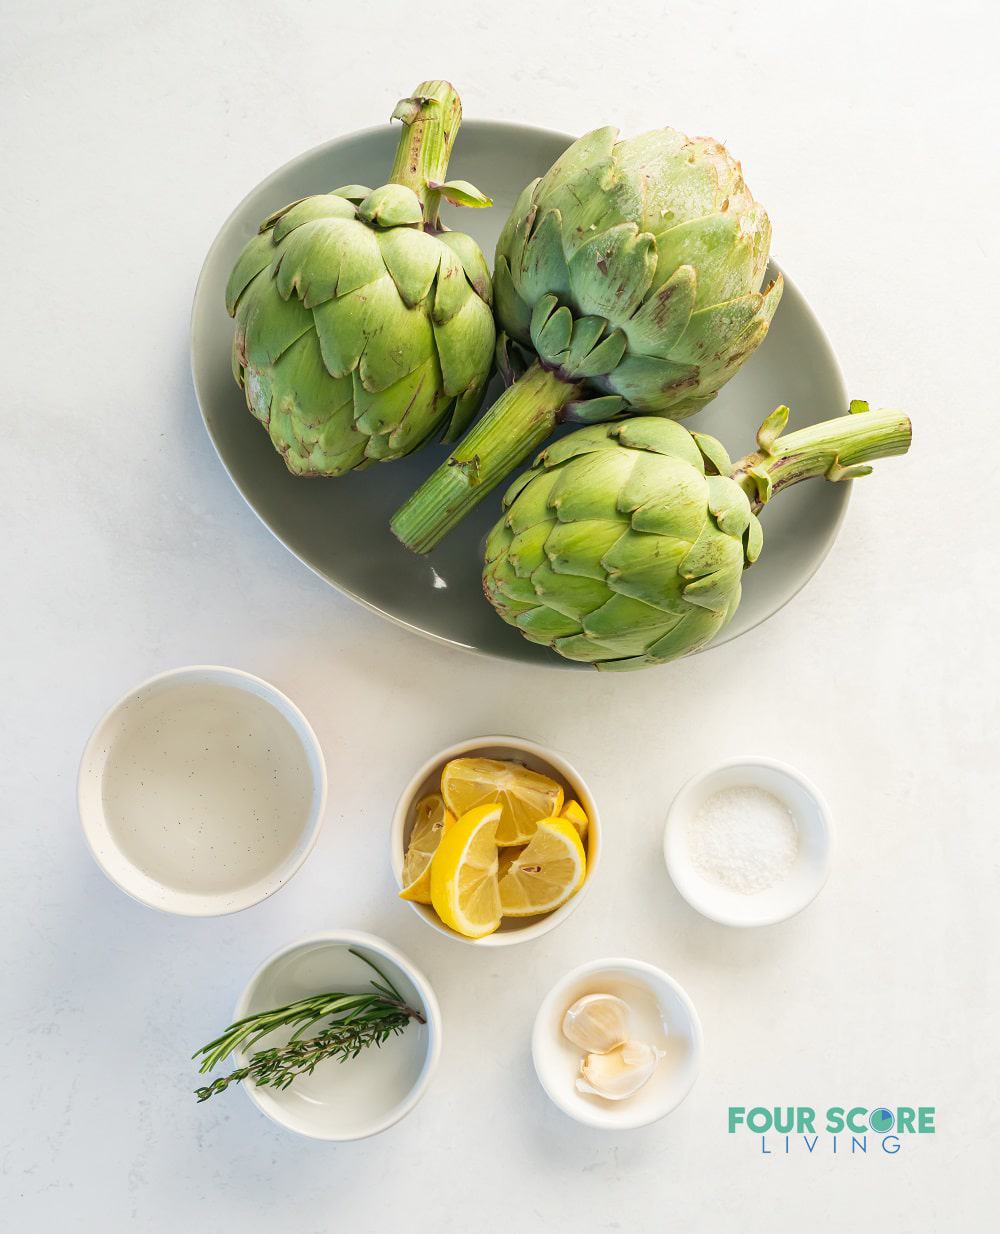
[192,121,848,668]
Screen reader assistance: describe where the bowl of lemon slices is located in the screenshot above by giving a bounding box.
[391,737,601,945]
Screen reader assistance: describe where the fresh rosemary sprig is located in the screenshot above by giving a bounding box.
[193,948,425,1102]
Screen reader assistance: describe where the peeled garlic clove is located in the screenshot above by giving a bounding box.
[575,1040,663,1101]
[562,993,631,1054]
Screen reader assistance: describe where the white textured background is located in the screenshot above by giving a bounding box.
[3,1,997,1229]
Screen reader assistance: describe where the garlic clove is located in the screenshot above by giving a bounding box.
[562,993,631,1054]
[575,1040,664,1101]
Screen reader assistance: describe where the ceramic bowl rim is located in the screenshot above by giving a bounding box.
[390,734,601,946]
[662,754,834,927]
[531,956,704,1129]
[230,929,442,1141]
[77,664,328,917]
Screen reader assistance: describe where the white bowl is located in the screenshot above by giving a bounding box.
[78,665,327,915]
[663,756,833,927]
[532,958,703,1130]
[390,736,600,946]
[229,931,441,1140]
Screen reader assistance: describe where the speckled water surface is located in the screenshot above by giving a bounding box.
[101,682,314,894]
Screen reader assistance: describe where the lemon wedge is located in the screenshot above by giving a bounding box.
[441,757,564,846]
[430,803,503,938]
[399,793,455,904]
[498,817,586,917]
[562,799,589,841]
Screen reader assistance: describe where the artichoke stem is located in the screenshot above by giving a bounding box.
[732,406,913,512]
[391,362,582,554]
[389,80,462,228]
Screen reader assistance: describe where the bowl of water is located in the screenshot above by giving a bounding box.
[78,665,327,915]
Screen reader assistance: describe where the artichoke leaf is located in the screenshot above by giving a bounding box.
[515,605,585,643]
[537,423,623,468]
[517,208,571,306]
[264,330,352,431]
[353,357,442,447]
[433,247,470,323]
[429,179,492,208]
[568,222,656,320]
[358,279,435,392]
[493,255,533,343]
[547,450,635,521]
[275,218,384,308]
[437,230,492,303]
[570,328,627,379]
[601,529,693,613]
[582,593,681,649]
[543,517,628,580]
[641,603,729,664]
[226,231,278,316]
[533,303,574,365]
[442,382,487,443]
[624,459,710,538]
[527,562,611,620]
[691,431,732,477]
[433,292,495,398]
[357,184,423,228]
[272,193,357,243]
[563,395,629,424]
[602,353,701,413]
[503,467,561,532]
[331,185,372,202]
[565,315,610,370]
[670,291,765,366]
[506,521,557,578]
[241,276,315,368]
[706,475,753,537]
[612,417,705,469]
[378,226,442,307]
[652,213,751,308]
[622,264,697,360]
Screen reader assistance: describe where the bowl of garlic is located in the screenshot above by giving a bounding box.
[532,958,703,1130]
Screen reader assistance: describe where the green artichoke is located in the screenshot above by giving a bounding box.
[483,403,912,670]
[226,81,495,476]
[392,124,781,551]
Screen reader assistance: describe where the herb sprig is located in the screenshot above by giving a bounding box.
[193,948,425,1102]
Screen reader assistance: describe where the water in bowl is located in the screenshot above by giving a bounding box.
[101,681,314,895]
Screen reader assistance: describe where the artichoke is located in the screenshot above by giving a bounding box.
[483,403,912,670]
[226,81,495,476]
[392,124,781,551]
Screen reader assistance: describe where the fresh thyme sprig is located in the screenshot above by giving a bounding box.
[193,948,425,1102]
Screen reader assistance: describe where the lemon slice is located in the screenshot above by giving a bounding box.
[399,794,455,904]
[430,804,503,938]
[498,817,586,917]
[562,799,589,841]
[441,757,564,846]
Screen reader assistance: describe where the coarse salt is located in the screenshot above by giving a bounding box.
[685,786,799,894]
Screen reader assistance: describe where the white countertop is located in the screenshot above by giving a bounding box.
[3,1,996,1228]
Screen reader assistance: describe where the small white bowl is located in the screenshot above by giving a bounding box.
[226,931,441,1140]
[390,735,601,947]
[663,756,833,927]
[78,665,327,916]
[532,958,703,1130]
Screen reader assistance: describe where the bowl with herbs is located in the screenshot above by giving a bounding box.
[391,736,600,945]
[192,931,441,1140]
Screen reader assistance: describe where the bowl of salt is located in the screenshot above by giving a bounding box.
[663,757,833,927]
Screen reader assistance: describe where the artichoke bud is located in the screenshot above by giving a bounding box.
[484,406,911,668]
[483,417,753,670]
[225,82,495,476]
[494,125,783,421]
